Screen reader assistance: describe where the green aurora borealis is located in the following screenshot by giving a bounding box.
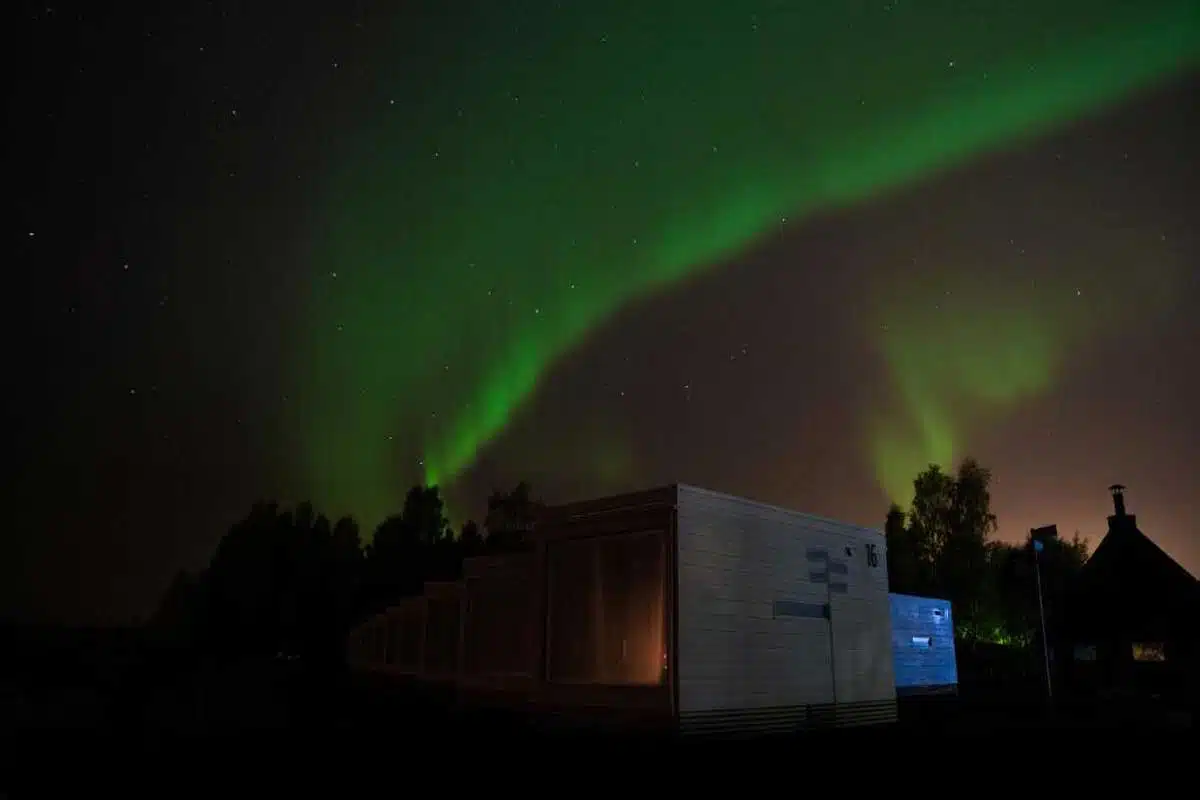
[299,1,1199,525]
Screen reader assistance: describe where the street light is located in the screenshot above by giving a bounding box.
[1032,538,1053,700]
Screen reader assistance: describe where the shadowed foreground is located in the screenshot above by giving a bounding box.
[3,636,1191,754]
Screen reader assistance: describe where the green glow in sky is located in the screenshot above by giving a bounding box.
[870,292,1067,507]
[300,1,1199,525]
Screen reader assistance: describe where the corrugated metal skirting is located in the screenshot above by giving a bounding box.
[679,698,897,737]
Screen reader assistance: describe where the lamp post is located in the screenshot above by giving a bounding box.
[1032,538,1053,700]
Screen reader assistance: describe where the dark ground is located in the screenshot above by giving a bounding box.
[1,623,1192,784]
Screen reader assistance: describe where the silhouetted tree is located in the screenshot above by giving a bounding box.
[459,519,484,559]
[885,458,1094,649]
[885,503,932,597]
[401,485,452,546]
[990,528,1088,646]
[150,569,202,650]
[153,480,553,669]
[364,484,453,606]
[886,459,999,637]
[181,501,364,664]
[941,459,997,630]
[330,516,364,632]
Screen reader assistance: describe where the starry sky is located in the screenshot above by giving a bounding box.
[8,0,1199,625]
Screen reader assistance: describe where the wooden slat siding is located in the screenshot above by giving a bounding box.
[460,553,538,694]
[421,582,464,681]
[675,484,895,719]
[678,698,897,736]
[348,584,466,679]
[679,703,811,737]
[667,506,680,721]
[383,598,426,676]
[461,556,532,689]
[830,595,894,704]
[829,520,893,706]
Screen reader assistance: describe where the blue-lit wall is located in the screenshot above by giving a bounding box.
[889,593,958,693]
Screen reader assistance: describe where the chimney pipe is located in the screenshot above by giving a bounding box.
[1109,484,1127,517]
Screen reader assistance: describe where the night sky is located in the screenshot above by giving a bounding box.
[9,0,1199,625]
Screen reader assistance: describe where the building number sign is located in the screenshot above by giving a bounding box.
[865,543,879,568]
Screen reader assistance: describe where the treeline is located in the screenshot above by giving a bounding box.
[886,459,1088,647]
[150,482,541,666]
[152,461,1087,666]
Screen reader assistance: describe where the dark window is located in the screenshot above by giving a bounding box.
[464,567,534,676]
[773,600,829,619]
[1132,643,1166,662]
[546,531,665,685]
